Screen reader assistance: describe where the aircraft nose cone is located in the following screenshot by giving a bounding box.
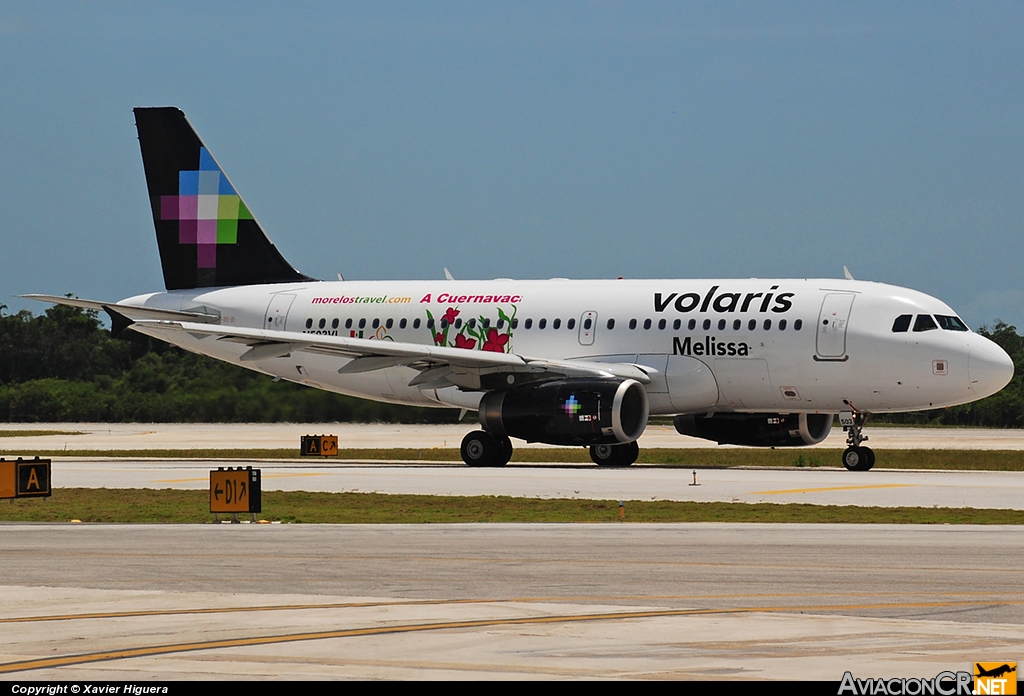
[969,340,1015,398]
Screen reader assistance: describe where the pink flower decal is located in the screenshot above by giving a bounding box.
[454,334,477,350]
[482,328,509,353]
[435,333,445,345]
[442,307,459,325]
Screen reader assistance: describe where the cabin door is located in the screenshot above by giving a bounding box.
[816,293,855,359]
[264,293,296,332]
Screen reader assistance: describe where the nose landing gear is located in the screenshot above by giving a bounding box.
[840,408,875,471]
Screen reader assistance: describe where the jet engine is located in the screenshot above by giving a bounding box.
[479,378,649,446]
[674,412,832,447]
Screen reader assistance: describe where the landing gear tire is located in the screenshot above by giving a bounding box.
[496,435,513,466]
[842,446,874,472]
[589,441,639,467]
[462,429,512,466]
[461,430,511,467]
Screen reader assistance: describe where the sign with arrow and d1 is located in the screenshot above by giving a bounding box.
[210,466,261,514]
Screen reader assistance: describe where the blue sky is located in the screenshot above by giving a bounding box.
[2,2,1022,329]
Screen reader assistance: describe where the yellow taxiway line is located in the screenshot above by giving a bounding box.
[4,598,1024,674]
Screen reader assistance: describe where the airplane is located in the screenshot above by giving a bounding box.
[24,107,1015,470]
[975,664,1016,679]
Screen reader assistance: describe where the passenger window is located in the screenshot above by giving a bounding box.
[497,319,505,329]
[584,318,592,330]
[511,318,519,329]
[688,319,696,330]
[892,315,912,333]
[331,318,339,329]
[702,319,711,330]
[553,318,561,329]
[763,319,771,330]
[400,318,407,329]
[538,318,547,330]
[732,319,741,330]
[935,315,969,331]
[779,319,787,330]
[372,318,380,329]
[359,318,366,329]
[386,318,393,329]
[913,315,938,332]
[606,318,614,330]
[794,319,802,330]
[643,319,652,330]
[345,318,353,329]
[658,319,667,330]
[567,318,576,330]
[718,319,726,330]
[748,319,756,330]
[673,319,681,330]
[413,318,421,329]
[454,318,462,329]
[468,318,476,329]
[318,318,326,329]
[629,319,637,330]
[305,318,313,329]
[426,318,433,329]
[482,318,490,329]
[524,318,533,329]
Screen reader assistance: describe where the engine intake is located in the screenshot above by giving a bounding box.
[480,378,649,446]
[674,412,832,447]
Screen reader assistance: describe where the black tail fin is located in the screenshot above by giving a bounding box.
[134,107,313,290]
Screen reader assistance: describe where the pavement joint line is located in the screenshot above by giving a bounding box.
[1,550,1021,574]
[4,598,1024,674]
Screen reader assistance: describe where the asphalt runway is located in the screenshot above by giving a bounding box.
[2,524,1023,680]
[43,459,1024,509]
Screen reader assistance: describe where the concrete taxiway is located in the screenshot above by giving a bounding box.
[2,423,1022,679]
[39,458,1024,509]
[1,523,1022,680]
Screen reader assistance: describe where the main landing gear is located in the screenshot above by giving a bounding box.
[588,442,639,467]
[460,430,513,467]
[459,430,642,467]
[841,408,875,471]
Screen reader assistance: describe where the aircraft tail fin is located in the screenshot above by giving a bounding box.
[133,107,313,290]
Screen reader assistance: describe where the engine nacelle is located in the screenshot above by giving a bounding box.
[674,412,832,447]
[479,378,649,446]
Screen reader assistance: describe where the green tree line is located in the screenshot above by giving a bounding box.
[1,303,1021,425]
[0,303,457,423]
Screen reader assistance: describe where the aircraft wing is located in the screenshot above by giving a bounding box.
[126,319,652,391]
[21,294,221,324]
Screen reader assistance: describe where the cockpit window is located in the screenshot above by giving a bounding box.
[913,314,938,332]
[892,315,912,333]
[935,315,969,331]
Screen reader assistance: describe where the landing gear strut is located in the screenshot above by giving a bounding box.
[461,430,512,467]
[840,408,875,471]
[589,441,639,467]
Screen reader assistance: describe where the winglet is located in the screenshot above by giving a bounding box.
[843,266,854,281]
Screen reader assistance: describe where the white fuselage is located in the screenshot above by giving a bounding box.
[121,277,1013,416]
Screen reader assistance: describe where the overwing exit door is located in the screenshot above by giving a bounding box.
[578,311,597,345]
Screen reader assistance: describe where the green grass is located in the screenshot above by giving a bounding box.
[0,430,83,438]
[0,488,1021,524]
[4,447,1023,470]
